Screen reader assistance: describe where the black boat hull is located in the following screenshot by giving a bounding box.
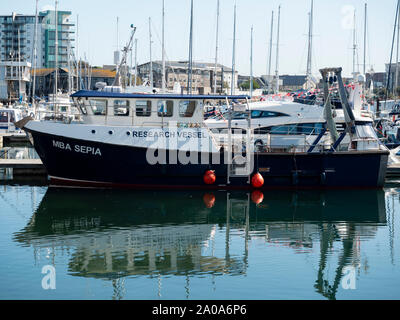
[26,128,389,189]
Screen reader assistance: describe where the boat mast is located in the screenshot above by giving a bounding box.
[134,38,138,86]
[384,0,400,104]
[274,5,281,94]
[76,14,80,91]
[129,46,132,87]
[31,0,39,107]
[187,0,194,94]
[162,0,166,91]
[54,0,58,105]
[267,10,274,94]
[363,3,367,75]
[67,39,71,94]
[231,1,237,95]
[306,0,313,90]
[18,28,21,102]
[213,0,220,94]
[149,17,153,88]
[250,25,253,98]
[352,9,357,77]
[396,3,400,94]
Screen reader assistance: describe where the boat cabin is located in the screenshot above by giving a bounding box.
[0,108,23,132]
[71,90,249,128]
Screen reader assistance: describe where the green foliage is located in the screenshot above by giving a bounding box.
[240,79,260,90]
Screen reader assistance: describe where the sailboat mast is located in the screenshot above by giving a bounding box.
[352,10,357,77]
[76,14,80,91]
[55,0,58,101]
[134,39,138,86]
[250,25,253,98]
[363,3,367,75]
[275,5,281,94]
[214,0,220,94]
[31,0,38,106]
[396,4,400,94]
[187,0,194,94]
[67,40,71,94]
[149,17,153,88]
[267,10,274,94]
[162,0,166,91]
[18,28,21,101]
[306,0,313,89]
[231,1,237,95]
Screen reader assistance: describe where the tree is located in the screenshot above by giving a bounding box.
[239,79,260,90]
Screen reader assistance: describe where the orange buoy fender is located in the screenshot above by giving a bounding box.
[251,190,264,205]
[251,172,264,188]
[203,193,216,208]
[203,170,216,185]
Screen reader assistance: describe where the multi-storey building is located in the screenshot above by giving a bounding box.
[0,10,74,69]
[137,61,238,94]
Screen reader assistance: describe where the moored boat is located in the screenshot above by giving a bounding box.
[16,68,389,189]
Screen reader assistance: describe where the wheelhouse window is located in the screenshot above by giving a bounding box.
[136,100,152,117]
[88,100,107,116]
[75,99,87,115]
[157,100,173,117]
[0,111,13,123]
[113,100,130,116]
[179,100,196,117]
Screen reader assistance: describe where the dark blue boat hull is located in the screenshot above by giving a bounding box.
[26,128,389,189]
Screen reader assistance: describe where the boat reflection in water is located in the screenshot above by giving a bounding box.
[13,188,387,299]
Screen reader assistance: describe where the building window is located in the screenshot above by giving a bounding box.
[136,100,151,117]
[113,100,129,116]
[157,100,173,117]
[179,100,196,117]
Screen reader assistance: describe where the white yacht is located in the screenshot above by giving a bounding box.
[205,80,379,152]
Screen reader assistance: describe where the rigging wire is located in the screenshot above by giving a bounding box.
[384,0,400,108]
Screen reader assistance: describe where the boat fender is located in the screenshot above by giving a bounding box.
[251,172,264,188]
[203,170,216,185]
[203,193,216,208]
[251,190,264,204]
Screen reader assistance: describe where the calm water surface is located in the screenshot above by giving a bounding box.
[0,185,399,300]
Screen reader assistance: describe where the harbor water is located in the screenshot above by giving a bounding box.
[0,184,399,300]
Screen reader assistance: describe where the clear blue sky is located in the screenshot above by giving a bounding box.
[1,0,398,77]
